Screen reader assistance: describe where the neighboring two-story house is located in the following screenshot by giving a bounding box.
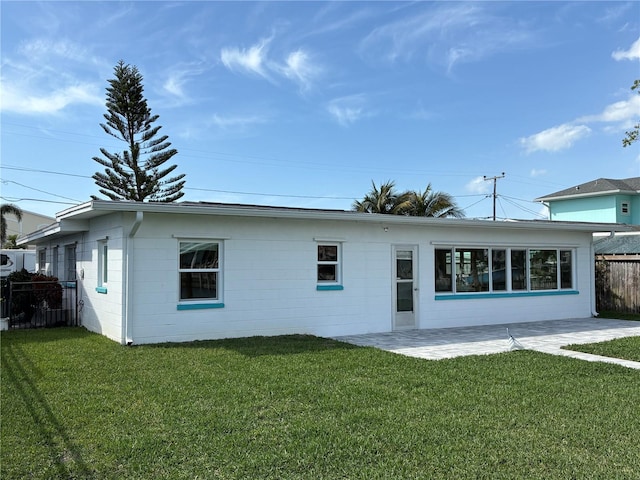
[535,177,640,225]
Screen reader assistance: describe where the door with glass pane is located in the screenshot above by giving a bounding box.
[393,246,417,330]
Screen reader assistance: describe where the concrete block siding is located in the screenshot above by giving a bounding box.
[23,201,618,345]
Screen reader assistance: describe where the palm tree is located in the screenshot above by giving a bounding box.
[352,181,412,214]
[403,184,464,218]
[1,203,23,245]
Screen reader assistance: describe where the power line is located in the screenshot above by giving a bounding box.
[3,123,489,178]
[499,195,547,219]
[0,196,78,206]
[187,186,355,200]
[1,165,356,202]
[1,180,83,202]
[459,195,491,212]
[2,164,491,204]
[1,165,92,179]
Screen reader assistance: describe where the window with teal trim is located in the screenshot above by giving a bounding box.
[435,246,575,296]
[97,240,108,293]
[317,243,342,287]
[179,241,221,302]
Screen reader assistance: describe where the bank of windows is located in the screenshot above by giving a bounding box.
[435,247,574,294]
[178,241,221,303]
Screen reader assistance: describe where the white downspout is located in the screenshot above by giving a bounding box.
[122,211,143,345]
[590,237,597,317]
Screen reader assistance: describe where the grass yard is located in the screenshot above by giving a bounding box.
[597,311,640,321]
[563,335,640,363]
[2,328,640,479]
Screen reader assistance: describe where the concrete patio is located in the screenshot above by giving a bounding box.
[333,318,640,369]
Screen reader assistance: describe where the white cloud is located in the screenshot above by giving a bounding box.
[221,39,321,91]
[1,82,102,114]
[221,37,272,79]
[163,74,186,98]
[161,64,208,102]
[465,176,490,194]
[210,113,266,129]
[519,124,591,153]
[326,95,370,126]
[530,168,547,177]
[612,36,640,61]
[359,3,532,72]
[1,37,108,115]
[578,94,640,124]
[279,49,320,91]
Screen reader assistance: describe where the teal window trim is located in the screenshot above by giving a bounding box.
[95,286,108,294]
[435,290,579,301]
[317,284,344,291]
[177,302,225,311]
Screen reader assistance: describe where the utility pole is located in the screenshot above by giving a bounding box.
[483,172,505,221]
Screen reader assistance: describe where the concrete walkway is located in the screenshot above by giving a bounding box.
[333,318,640,369]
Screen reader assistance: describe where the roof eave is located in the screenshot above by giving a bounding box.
[535,189,639,202]
[47,200,637,234]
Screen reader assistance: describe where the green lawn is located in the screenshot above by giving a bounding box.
[2,328,640,479]
[597,311,640,321]
[564,335,640,363]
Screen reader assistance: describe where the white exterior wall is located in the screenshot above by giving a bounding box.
[36,215,127,342]
[83,211,596,345]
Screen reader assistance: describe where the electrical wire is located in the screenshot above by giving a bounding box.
[459,195,491,212]
[1,180,83,202]
[3,122,488,178]
[499,195,547,218]
[0,196,78,205]
[1,164,490,203]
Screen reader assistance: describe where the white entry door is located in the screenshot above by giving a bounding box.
[393,246,418,330]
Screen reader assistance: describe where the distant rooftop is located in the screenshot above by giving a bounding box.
[536,177,640,202]
[594,233,640,255]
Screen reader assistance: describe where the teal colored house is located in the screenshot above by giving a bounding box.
[536,177,640,225]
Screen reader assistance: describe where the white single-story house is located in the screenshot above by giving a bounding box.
[18,200,635,345]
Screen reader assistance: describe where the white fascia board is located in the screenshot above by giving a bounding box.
[52,199,636,234]
[16,219,90,245]
[535,189,638,202]
[17,224,62,246]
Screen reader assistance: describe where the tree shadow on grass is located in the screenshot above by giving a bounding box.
[143,334,361,357]
[1,342,93,478]
[0,327,93,345]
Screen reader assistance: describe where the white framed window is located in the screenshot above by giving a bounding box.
[98,241,108,287]
[621,201,630,216]
[52,246,59,279]
[317,243,341,285]
[178,241,221,302]
[65,245,76,281]
[38,249,47,274]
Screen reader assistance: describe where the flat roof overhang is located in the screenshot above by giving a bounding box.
[18,199,638,245]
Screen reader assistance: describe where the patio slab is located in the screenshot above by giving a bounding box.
[333,318,640,369]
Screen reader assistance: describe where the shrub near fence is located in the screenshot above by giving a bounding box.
[596,259,640,314]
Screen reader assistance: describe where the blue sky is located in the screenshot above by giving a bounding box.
[1,1,639,220]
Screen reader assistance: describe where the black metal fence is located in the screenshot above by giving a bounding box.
[2,279,78,329]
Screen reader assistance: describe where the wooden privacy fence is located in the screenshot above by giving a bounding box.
[595,259,640,314]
